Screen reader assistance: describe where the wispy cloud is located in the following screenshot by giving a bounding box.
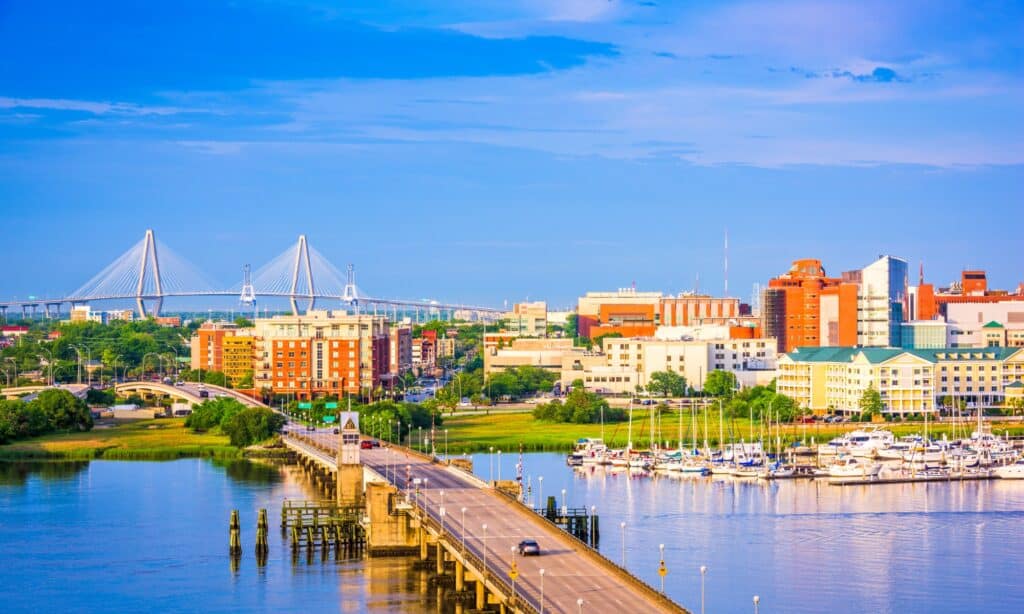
[0,97,194,116]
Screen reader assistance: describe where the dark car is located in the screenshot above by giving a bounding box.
[517,539,540,556]
[306,425,315,431]
[332,428,340,434]
[371,440,381,448]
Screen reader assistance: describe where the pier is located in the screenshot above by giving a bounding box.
[282,423,687,614]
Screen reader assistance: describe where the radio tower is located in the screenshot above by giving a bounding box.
[724,228,729,297]
[239,264,256,312]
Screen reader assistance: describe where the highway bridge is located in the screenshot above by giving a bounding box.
[283,429,687,614]
[0,230,502,319]
[2,381,265,408]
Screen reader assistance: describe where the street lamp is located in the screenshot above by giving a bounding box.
[461,507,467,555]
[561,488,567,516]
[497,449,502,482]
[700,565,707,614]
[539,568,546,614]
[510,545,518,603]
[444,428,449,461]
[620,521,627,566]
[489,446,494,484]
[659,543,666,593]
[482,523,488,578]
[38,348,54,386]
[4,358,16,386]
[753,595,760,614]
[577,597,584,613]
[538,476,544,511]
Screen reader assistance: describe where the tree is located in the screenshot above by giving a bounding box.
[236,370,254,389]
[470,393,487,409]
[592,332,623,352]
[186,397,247,432]
[31,389,93,432]
[859,385,883,419]
[565,313,578,339]
[233,316,254,328]
[704,370,738,397]
[220,407,286,447]
[647,371,687,397]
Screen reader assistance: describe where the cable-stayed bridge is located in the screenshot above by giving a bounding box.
[0,230,501,320]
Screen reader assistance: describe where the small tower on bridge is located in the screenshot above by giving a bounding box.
[336,411,363,506]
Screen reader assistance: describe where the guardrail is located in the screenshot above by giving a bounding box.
[416,503,538,614]
[492,489,688,613]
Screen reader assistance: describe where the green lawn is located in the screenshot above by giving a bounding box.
[0,418,242,460]
[439,409,1024,454]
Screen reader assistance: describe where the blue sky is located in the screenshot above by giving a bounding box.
[1,0,1022,309]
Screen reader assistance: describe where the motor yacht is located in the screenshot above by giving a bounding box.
[846,427,895,458]
[995,458,1024,479]
[827,456,883,481]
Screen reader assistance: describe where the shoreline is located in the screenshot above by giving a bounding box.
[0,417,287,462]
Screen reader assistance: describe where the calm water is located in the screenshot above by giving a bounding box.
[0,460,442,613]
[2,455,1023,613]
[476,452,1024,614]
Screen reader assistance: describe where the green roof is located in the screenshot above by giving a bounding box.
[787,346,1023,364]
[1007,381,1024,389]
[982,320,1005,329]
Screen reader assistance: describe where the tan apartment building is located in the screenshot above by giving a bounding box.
[777,346,1024,415]
[505,301,548,337]
[483,337,577,377]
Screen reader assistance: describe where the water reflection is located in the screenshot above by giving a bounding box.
[0,460,88,486]
[474,451,1024,614]
[214,458,285,484]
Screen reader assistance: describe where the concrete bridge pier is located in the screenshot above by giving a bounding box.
[435,542,445,575]
[337,464,363,506]
[455,560,465,592]
[475,576,486,611]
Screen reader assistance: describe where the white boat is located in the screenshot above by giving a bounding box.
[846,427,895,458]
[817,435,851,456]
[730,465,761,478]
[827,456,883,481]
[876,435,924,460]
[571,438,610,465]
[995,459,1024,479]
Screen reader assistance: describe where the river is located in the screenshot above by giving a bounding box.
[2,454,1023,613]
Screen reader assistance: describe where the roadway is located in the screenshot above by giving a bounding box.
[290,428,683,614]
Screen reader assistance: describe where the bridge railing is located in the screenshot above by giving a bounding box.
[416,502,539,614]
[491,487,687,613]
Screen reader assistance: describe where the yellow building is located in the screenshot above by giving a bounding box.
[222,335,255,386]
[505,301,548,337]
[777,346,1024,415]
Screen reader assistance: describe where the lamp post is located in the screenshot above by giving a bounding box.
[561,488,567,516]
[38,347,54,386]
[539,568,546,614]
[510,545,518,603]
[753,595,760,614]
[577,597,584,613]
[482,523,488,578]
[461,507,467,555]
[4,358,16,387]
[497,449,502,482]
[538,476,544,510]
[658,543,666,593]
[620,521,627,566]
[700,565,707,614]
[489,446,494,484]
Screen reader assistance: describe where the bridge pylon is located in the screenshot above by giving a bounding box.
[135,229,164,317]
[289,235,316,315]
[239,264,256,311]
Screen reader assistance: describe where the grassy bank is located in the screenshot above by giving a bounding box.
[0,418,245,461]
[439,409,1024,454]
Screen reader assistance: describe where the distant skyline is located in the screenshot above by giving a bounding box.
[1,1,1021,307]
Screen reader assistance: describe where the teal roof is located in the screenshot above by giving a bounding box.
[1007,381,1024,389]
[982,320,1005,329]
[788,346,1023,364]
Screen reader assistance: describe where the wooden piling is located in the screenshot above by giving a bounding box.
[229,509,242,556]
[256,508,269,557]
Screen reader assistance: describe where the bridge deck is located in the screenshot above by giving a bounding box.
[286,429,685,614]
